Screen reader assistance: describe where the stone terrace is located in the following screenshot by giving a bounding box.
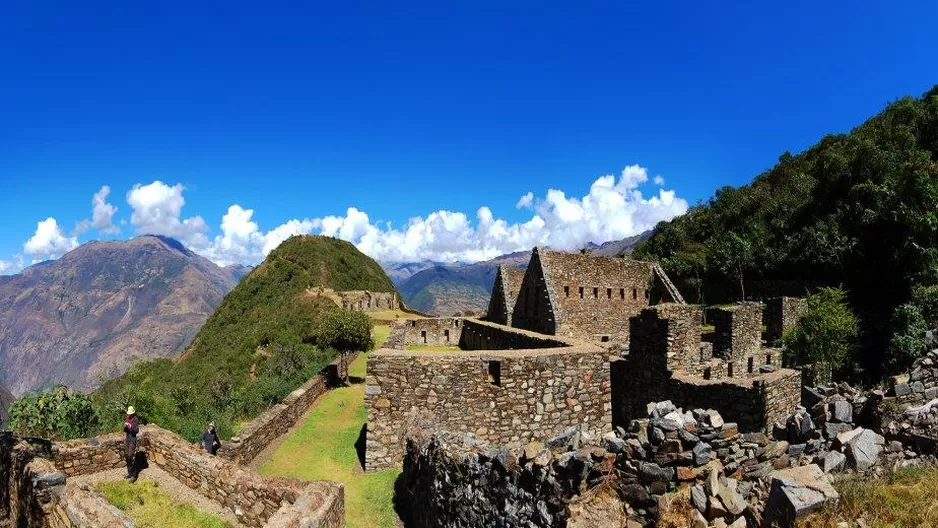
[2,426,344,528]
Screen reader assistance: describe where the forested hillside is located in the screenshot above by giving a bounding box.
[92,235,394,439]
[635,86,938,378]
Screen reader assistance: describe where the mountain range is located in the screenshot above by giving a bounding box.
[387,231,651,315]
[0,235,245,396]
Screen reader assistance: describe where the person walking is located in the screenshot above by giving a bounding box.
[124,406,140,482]
[200,422,221,455]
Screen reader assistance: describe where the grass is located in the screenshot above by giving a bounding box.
[258,352,401,528]
[372,325,393,349]
[97,480,230,528]
[367,310,425,321]
[405,344,461,352]
[799,467,938,527]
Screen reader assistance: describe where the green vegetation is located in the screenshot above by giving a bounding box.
[886,303,927,375]
[9,386,99,440]
[371,325,392,349]
[800,467,938,527]
[782,288,859,378]
[259,353,401,528]
[635,86,938,380]
[98,480,230,528]
[88,235,392,441]
[405,344,461,352]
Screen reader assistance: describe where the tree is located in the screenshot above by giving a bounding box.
[707,231,754,300]
[782,288,859,378]
[886,303,927,375]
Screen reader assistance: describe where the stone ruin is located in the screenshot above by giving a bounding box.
[0,353,358,528]
[306,286,399,313]
[0,427,344,528]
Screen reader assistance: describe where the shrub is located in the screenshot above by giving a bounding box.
[782,287,859,378]
[9,386,100,440]
[912,285,938,328]
[886,303,927,375]
[313,309,374,352]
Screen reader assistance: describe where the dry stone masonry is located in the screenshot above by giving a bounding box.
[510,248,685,343]
[220,352,356,464]
[612,303,802,434]
[1,427,345,528]
[365,334,611,470]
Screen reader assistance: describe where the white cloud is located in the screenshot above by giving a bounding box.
[653,175,665,186]
[516,192,534,209]
[76,185,119,235]
[23,218,79,260]
[126,181,209,248]
[0,260,13,274]
[298,164,688,263]
[198,205,317,266]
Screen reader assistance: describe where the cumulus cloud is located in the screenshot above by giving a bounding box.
[126,181,209,248]
[23,218,79,260]
[193,164,688,265]
[0,260,14,274]
[653,175,665,186]
[516,192,534,209]
[287,164,686,263]
[76,185,119,235]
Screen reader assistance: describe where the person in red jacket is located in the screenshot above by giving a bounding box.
[124,406,140,482]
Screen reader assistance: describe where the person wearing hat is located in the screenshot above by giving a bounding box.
[123,406,140,481]
[200,422,221,455]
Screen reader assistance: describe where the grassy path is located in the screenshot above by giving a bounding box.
[257,352,401,528]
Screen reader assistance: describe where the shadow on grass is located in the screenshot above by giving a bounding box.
[348,375,365,385]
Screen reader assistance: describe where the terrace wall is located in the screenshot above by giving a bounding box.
[218,352,356,465]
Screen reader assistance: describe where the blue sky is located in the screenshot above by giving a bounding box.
[2,2,937,271]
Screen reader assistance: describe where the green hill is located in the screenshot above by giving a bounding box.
[635,85,938,378]
[95,235,395,439]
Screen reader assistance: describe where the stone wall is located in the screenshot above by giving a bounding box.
[2,434,133,528]
[365,345,610,470]
[144,427,344,528]
[709,302,762,361]
[399,318,465,347]
[459,319,571,350]
[612,304,802,434]
[764,297,808,345]
[219,352,356,465]
[15,426,344,528]
[338,290,399,312]
[485,265,526,327]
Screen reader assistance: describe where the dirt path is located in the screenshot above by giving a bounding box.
[72,467,246,528]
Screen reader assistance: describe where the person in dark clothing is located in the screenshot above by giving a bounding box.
[200,422,221,455]
[123,406,140,482]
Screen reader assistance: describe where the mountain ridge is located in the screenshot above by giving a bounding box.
[0,235,243,395]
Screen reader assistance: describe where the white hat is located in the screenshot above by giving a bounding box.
[127,406,136,415]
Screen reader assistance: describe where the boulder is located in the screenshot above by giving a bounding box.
[690,484,707,514]
[813,451,846,473]
[705,410,725,429]
[894,382,912,397]
[716,481,746,516]
[763,464,840,528]
[829,400,853,423]
[692,442,712,466]
[845,429,885,472]
[603,434,626,454]
[786,409,815,444]
[823,422,853,439]
[546,427,577,449]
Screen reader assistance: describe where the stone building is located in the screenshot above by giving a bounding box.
[485,265,527,326]
[611,303,801,433]
[508,247,685,342]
